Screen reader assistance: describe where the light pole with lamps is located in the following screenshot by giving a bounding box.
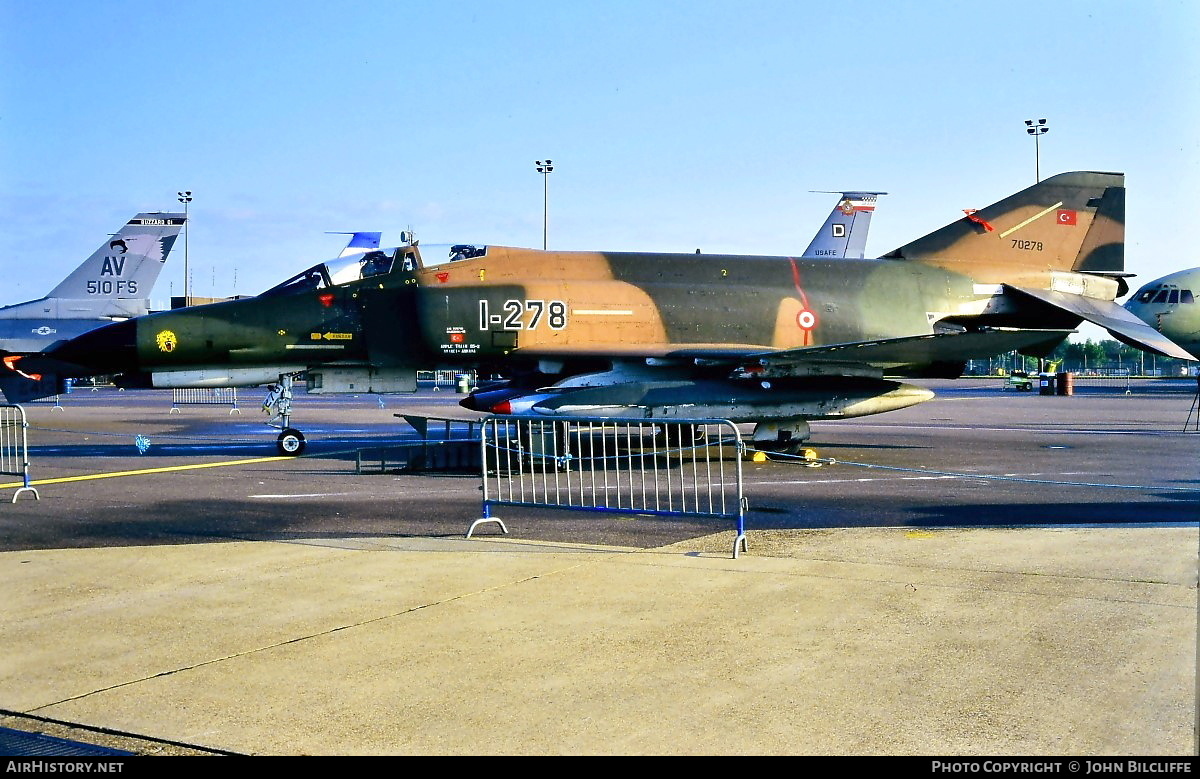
[535,160,553,250]
[177,190,192,304]
[1024,119,1048,183]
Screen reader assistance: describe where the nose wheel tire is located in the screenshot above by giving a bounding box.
[277,428,306,456]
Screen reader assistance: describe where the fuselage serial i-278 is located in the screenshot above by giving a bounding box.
[12,171,1193,455]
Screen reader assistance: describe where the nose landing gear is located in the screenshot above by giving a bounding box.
[276,427,306,455]
[263,373,307,455]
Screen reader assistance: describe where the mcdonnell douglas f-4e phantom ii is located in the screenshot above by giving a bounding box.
[9,171,1193,455]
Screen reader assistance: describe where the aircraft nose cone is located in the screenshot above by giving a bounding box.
[47,318,139,374]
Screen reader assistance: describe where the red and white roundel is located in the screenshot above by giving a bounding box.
[796,308,818,330]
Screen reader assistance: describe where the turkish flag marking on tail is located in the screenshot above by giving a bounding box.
[1057,209,1077,225]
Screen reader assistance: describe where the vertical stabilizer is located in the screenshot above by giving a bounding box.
[330,231,383,258]
[45,213,186,317]
[802,192,886,259]
[1073,185,1125,274]
[882,172,1124,274]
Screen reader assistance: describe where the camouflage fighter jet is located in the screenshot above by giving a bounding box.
[11,171,1193,455]
[1123,267,1200,359]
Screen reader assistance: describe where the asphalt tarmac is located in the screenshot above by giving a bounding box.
[0,379,1196,755]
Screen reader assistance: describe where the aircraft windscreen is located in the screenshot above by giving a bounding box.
[417,244,489,268]
[1134,284,1195,305]
[260,250,396,296]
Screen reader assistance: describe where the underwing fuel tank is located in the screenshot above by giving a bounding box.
[458,386,550,414]
[461,377,934,422]
[112,367,306,389]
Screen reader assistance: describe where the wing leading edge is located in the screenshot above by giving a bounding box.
[511,328,1077,373]
[748,328,1076,370]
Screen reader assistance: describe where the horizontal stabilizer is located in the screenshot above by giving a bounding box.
[1006,286,1195,360]
[0,374,64,403]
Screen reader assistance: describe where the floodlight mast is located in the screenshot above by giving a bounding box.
[1024,119,1049,183]
[535,160,553,250]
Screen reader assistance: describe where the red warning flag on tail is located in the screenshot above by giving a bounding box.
[963,209,995,232]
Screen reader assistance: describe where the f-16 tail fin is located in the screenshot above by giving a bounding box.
[802,191,886,259]
[42,213,186,318]
[882,171,1125,276]
[329,231,382,258]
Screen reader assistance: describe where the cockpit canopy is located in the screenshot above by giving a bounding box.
[419,244,489,266]
[257,243,492,297]
[260,250,397,297]
[1132,283,1195,306]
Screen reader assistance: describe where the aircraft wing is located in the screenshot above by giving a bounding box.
[512,343,775,360]
[747,328,1075,369]
[1006,285,1196,360]
[512,328,1075,370]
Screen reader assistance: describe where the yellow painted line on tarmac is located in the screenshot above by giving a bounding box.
[0,455,291,489]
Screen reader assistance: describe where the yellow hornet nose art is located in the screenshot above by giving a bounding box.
[155,330,178,353]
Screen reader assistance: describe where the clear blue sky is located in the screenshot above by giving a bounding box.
[2,0,1197,314]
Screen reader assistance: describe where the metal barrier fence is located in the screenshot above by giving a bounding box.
[26,394,64,410]
[1068,372,1132,392]
[1183,375,1200,433]
[417,369,477,392]
[0,405,37,502]
[353,414,484,474]
[170,387,241,414]
[473,416,748,558]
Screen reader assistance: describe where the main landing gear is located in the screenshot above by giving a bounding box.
[751,419,811,456]
[262,373,307,456]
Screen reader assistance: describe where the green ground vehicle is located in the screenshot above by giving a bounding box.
[1004,371,1034,391]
